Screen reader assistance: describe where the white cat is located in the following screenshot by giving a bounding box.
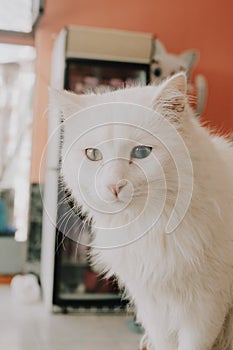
[151,39,207,117]
[51,73,233,350]
[151,40,198,82]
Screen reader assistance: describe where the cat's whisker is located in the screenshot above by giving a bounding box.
[57,207,74,226]
[55,216,74,254]
[57,197,69,207]
[65,216,85,245]
[62,213,75,240]
[55,213,86,254]
[74,217,90,261]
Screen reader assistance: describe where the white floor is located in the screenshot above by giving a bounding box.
[0,286,142,350]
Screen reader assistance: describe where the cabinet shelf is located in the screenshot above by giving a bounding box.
[59,292,122,301]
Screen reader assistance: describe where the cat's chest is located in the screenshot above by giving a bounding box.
[128,281,184,334]
[99,242,201,303]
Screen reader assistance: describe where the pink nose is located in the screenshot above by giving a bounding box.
[108,180,127,197]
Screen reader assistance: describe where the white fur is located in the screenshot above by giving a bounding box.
[52,73,233,350]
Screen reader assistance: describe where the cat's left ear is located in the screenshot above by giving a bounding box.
[153,72,187,122]
[49,88,84,119]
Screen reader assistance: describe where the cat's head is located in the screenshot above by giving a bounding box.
[151,39,198,84]
[51,73,193,243]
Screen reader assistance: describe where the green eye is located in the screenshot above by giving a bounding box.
[131,145,152,159]
[85,148,103,161]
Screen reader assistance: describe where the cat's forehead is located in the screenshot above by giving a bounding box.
[79,122,151,147]
[84,85,159,107]
[67,88,162,148]
[62,73,188,151]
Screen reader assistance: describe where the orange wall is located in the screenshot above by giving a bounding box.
[31,0,233,182]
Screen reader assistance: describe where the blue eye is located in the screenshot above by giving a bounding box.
[85,148,103,161]
[131,145,152,159]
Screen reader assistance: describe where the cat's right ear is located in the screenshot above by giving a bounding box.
[179,50,199,77]
[49,88,82,119]
[152,72,187,124]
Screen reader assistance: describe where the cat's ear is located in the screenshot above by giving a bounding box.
[179,50,199,74]
[153,72,187,122]
[155,39,167,56]
[49,88,83,119]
